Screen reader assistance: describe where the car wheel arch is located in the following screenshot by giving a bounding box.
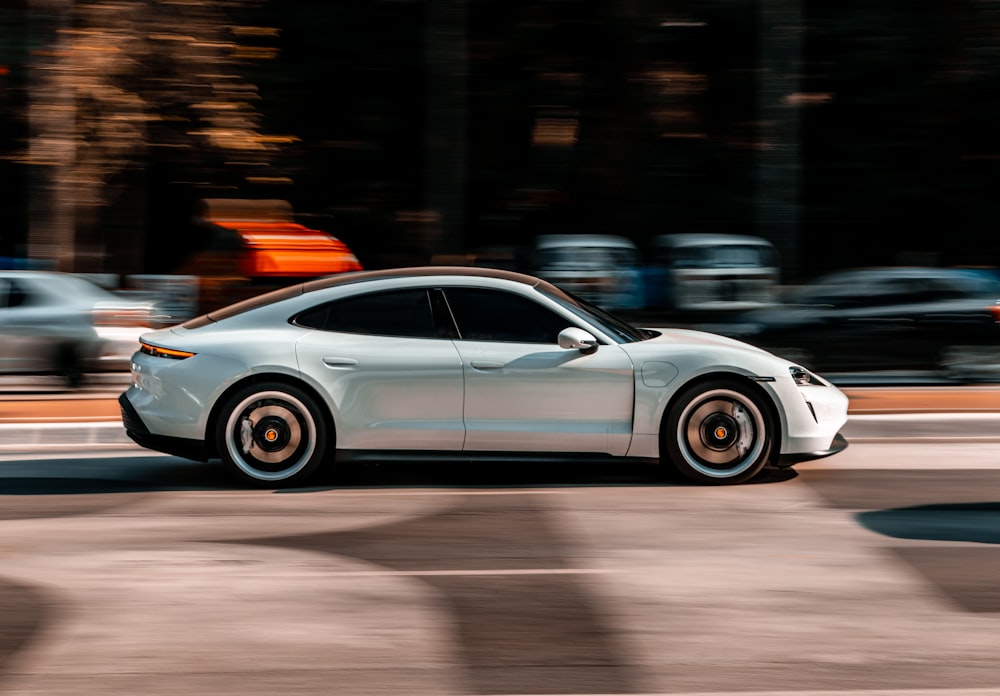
[657,371,782,466]
[205,373,336,460]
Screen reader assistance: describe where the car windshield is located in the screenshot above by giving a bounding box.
[662,244,777,269]
[537,246,639,269]
[539,284,653,343]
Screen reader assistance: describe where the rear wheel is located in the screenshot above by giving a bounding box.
[662,379,774,485]
[215,382,329,487]
[53,342,85,389]
[938,345,1000,382]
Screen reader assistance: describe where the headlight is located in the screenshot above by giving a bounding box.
[789,365,823,386]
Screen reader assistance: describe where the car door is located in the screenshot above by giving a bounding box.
[836,278,936,369]
[440,287,635,455]
[0,277,57,373]
[294,287,465,451]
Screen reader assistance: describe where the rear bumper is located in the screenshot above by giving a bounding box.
[118,393,210,462]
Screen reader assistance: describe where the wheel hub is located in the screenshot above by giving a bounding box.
[254,416,290,452]
[702,413,738,451]
[236,403,303,464]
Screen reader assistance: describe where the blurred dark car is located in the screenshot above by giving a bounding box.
[729,267,1000,379]
[0,271,157,387]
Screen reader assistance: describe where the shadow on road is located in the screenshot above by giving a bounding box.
[0,455,799,497]
[857,502,1000,545]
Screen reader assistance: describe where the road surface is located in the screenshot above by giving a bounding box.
[1,437,1000,695]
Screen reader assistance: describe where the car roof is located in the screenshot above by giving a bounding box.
[0,269,119,297]
[811,266,1000,282]
[0,270,71,281]
[533,234,637,249]
[651,233,775,248]
[182,266,549,328]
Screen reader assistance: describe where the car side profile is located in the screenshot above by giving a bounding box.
[120,267,848,487]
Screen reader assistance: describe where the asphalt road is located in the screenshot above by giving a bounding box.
[2,439,1000,695]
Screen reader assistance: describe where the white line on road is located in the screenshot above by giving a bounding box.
[481,690,1000,696]
[317,568,613,577]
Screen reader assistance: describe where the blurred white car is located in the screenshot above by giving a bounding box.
[120,266,848,487]
[0,271,157,387]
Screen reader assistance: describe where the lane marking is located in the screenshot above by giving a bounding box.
[850,413,1000,421]
[316,568,612,577]
[480,691,1000,696]
[846,437,1000,444]
[0,421,123,429]
[0,417,122,423]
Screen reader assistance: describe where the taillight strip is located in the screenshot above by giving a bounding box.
[139,340,195,360]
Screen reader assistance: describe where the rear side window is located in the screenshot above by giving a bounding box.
[443,288,572,343]
[0,279,29,308]
[294,289,439,338]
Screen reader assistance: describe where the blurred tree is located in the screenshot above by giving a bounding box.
[9,0,1000,280]
[21,0,283,273]
[0,3,29,261]
[236,0,425,269]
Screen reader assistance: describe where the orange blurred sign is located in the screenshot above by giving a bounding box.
[200,199,362,278]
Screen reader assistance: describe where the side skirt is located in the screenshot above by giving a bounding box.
[337,450,659,465]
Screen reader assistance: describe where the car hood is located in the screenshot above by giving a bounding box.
[630,326,775,356]
[617,326,799,378]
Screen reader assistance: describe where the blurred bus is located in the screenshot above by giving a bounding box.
[647,233,779,312]
[531,234,644,310]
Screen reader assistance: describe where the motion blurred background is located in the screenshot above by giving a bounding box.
[1,0,999,312]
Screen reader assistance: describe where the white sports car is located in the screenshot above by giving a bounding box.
[119,267,848,487]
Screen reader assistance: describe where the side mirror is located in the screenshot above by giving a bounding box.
[558,327,598,354]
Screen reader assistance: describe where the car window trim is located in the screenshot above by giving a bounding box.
[429,288,460,339]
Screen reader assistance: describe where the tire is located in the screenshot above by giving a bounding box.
[54,342,84,389]
[662,379,774,485]
[215,382,329,487]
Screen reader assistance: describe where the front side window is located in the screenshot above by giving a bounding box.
[443,288,573,344]
[294,288,439,338]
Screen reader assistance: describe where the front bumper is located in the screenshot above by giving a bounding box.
[778,431,848,466]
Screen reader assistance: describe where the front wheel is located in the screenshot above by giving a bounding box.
[662,380,774,485]
[215,382,329,487]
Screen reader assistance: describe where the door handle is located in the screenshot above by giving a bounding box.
[322,357,359,369]
[470,360,504,370]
